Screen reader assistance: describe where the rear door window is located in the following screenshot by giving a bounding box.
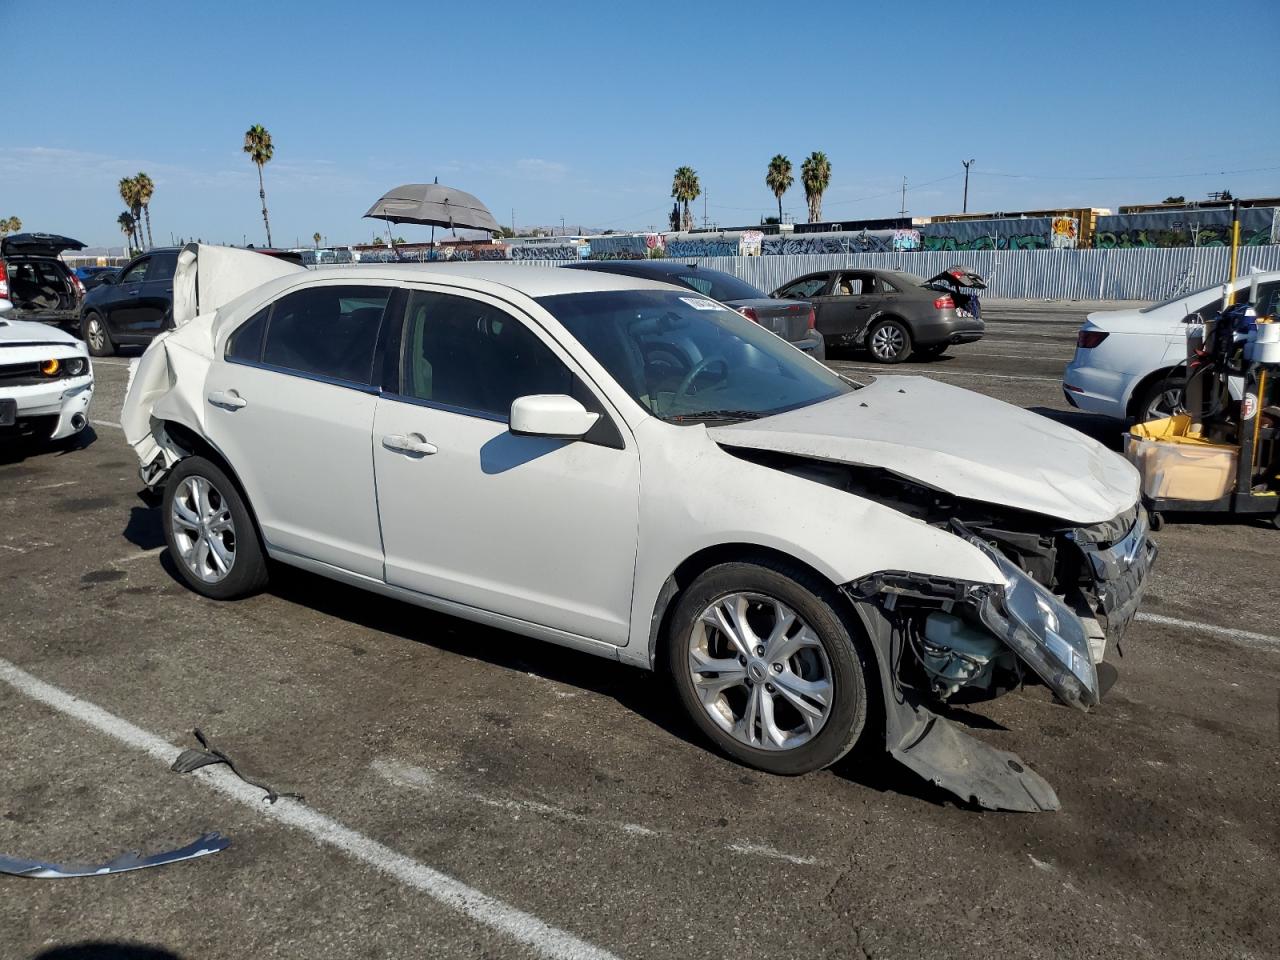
[776,276,829,299]
[119,258,150,284]
[399,290,573,418]
[834,274,865,296]
[260,284,391,385]
[148,251,177,283]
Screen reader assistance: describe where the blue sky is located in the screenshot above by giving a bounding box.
[4,0,1278,249]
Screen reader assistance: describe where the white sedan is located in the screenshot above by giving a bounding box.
[122,246,1157,811]
[0,300,93,443]
[1064,271,1280,421]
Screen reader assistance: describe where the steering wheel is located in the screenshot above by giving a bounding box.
[675,356,729,399]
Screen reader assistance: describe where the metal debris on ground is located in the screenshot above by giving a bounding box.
[171,728,302,804]
[0,832,229,879]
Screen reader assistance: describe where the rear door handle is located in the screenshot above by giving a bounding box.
[207,390,247,410]
[382,433,437,456]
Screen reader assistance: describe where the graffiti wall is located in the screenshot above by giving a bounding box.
[759,230,921,255]
[1051,217,1079,249]
[920,217,1061,251]
[509,243,583,261]
[586,234,665,259]
[1094,207,1278,248]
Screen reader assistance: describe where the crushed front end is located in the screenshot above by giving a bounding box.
[842,492,1156,811]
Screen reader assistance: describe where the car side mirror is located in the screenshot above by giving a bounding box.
[509,394,599,440]
[100,274,115,285]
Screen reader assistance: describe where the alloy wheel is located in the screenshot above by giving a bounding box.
[86,317,105,353]
[170,476,237,583]
[870,323,906,360]
[687,592,833,751]
[1145,386,1185,421]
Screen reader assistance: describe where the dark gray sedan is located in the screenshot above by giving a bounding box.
[565,260,825,359]
[773,268,985,362]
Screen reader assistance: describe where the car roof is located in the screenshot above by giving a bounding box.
[303,262,683,298]
[569,260,706,277]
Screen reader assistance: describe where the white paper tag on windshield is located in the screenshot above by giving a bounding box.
[680,296,721,311]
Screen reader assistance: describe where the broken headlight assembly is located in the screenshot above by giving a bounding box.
[958,526,1099,711]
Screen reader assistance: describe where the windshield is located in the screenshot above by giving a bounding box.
[540,290,853,422]
[668,268,765,303]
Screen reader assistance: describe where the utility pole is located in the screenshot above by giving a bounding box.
[511,208,515,235]
[899,177,908,218]
[560,216,565,237]
[703,191,708,229]
[962,158,975,213]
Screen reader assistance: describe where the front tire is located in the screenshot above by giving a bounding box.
[667,560,870,775]
[866,318,912,363]
[163,456,268,600]
[82,312,115,357]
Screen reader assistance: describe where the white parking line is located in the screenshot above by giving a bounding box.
[1134,612,1280,652]
[91,358,132,366]
[115,546,165,563]
[94,420,124,430]
[0,658,620,960]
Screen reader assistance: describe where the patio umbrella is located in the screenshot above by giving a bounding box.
[363,183,501,235]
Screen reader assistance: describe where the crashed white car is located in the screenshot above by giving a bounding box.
[123,246,1156,810]
[0,300,93,443]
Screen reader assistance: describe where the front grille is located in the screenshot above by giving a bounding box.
[0,361,45,386]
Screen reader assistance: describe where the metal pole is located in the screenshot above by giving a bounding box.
[899,177,907,217]
[1226,199,1241,305]
[962,159,974,213]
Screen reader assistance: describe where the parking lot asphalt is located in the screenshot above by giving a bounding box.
[2,300,1277,960]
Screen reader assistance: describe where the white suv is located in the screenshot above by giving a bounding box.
[1063,272,1280,421]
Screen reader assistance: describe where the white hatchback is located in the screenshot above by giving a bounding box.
[123,246,1158,810]
[1063,272,1280,421]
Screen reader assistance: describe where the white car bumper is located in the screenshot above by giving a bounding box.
[1063,352,1130,419]
[1,374,95,441]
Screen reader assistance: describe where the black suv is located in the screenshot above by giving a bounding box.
[0,233,86,330]
[80,247,181,356]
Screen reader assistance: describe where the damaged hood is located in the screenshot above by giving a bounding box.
[709,376,1139,525]
[172,242,305,327]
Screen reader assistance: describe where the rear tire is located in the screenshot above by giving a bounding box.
[82,312,115,357]
[866,318,912,363]
[1132,373,1186,423]
[163,456,268,600]
[667,559,870,775]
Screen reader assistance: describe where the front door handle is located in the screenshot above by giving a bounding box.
[208,390,247,410]
[382,433,437,456]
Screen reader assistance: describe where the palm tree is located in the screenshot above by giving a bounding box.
[243,125,274,246]
[312,231,322,250]
[117,212,136,253]
[134,172,155,249]
[0,216,20,236]
[118,176,143,250]
[800,152,832,223]
[670,166,700,232]
[765,155,793,225]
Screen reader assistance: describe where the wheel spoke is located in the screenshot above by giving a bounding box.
[767,623,821,665]
[774,671,831,733]
[208,509,233,534]
[194,535,213,578]
[734,683,763,746]
[207,533,233,572]
[172,496,200,530]
[758,689,788,747]
[700,595,756,659]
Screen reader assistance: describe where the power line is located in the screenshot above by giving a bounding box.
[973,163,1280,183]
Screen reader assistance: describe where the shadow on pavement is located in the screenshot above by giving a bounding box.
[123,505,165,550]
[31,945,183,960]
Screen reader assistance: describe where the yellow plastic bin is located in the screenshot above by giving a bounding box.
[1125,415,1239,501]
